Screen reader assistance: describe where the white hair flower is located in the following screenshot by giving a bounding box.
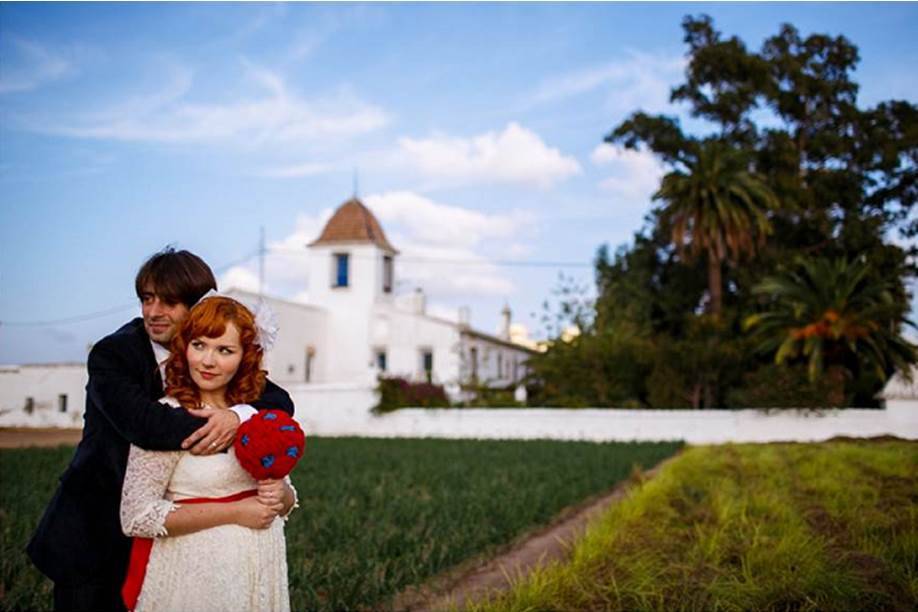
[195,289,278,351]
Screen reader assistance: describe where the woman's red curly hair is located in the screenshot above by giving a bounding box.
[165,296,266,410]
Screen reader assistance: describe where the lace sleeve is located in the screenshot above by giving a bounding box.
[120,444,182,538]
[282,475,299,521]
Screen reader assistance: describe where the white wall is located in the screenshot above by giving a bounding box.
[284,382,379,436]
[5,370,915,447]
[289,387,918,444]
[0,364,85,427]
[376,306,462,385]
[225,289,329,385]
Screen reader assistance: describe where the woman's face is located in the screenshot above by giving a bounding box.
[186,322,244,394]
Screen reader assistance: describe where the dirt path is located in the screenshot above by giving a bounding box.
[391,454,679,611]
[0,427,82,448]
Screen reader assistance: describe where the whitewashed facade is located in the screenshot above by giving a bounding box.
[0,363,86,427]
[229,198,536,396]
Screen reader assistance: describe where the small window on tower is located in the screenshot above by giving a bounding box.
[59,394,68,413]
[383,255,393,294]
[375,348,387,372]
[333,253,349,288]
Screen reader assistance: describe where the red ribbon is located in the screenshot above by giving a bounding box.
[121,489,258,610]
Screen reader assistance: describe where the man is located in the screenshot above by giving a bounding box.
[27,247,295,611]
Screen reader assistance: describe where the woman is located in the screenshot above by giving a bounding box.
[120,295,296,612]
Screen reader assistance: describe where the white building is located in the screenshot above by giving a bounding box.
[230,197,536,395]
[0,198,536,427]
[0,363,86,428]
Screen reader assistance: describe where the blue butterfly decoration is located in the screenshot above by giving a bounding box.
[286,446,299,458]
[263,412,278,421]
[280,425,296,432]
[261,455,276,468]
[240,434,250,446]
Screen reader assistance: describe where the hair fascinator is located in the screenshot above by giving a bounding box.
[195,289,279,351]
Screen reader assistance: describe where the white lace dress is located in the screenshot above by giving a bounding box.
[121,406,293,612]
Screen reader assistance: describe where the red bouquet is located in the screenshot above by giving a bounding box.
[233,409,306,479]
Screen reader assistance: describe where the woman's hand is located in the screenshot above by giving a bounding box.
[234,496,279,529]
[256,479,287,514]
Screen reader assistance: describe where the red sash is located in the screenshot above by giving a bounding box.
[121,489,258,611]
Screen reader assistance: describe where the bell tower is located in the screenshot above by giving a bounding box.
[307,197,399,381]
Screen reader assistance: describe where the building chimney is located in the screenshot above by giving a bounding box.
[412,287,426,315]
[501,303,512,340]
[458,306,470,328]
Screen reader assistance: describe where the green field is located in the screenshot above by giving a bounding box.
[476,440,918,612]
[0,437,679,611]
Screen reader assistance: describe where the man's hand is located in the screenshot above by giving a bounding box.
[182,407,240,455]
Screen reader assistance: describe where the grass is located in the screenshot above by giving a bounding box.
[0,437,680,611]
[474,439,918,612]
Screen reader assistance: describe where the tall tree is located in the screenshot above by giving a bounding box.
[601,14,916,404]
[654,139,780,316]
[532,15,917,409]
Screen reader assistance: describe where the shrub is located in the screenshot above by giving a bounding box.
[372,376,450,413]
[726,363,847,409]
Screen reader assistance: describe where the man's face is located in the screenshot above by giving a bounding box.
[140,283,190,347]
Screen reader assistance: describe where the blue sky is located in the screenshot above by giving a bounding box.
[2,2,917,364]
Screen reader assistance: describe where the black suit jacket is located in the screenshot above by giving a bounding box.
[27,318,295,585]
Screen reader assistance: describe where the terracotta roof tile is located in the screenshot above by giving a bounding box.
[308,198,398,253]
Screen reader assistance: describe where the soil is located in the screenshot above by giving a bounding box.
[0,427,82,448]
[390,454,680,611]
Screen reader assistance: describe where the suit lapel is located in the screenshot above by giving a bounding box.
[132,319,165,399]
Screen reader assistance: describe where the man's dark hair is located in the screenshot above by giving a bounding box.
[135,247,217,308]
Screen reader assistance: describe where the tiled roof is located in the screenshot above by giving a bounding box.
[308,198,398,253]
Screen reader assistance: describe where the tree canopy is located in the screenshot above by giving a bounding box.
[527,15,916,409]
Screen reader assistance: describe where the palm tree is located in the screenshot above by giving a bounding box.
[743,256,916,403]
[654,139,780,316]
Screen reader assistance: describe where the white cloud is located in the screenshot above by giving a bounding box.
[33,60,388,145]
[365,191,535,250]
[365,191,534,297]
[392,241,517,298]
[397,122,581,189]
[219,208,333,298]
[591,143,665,204]
[220,266,262,293]
[530,50,685,116]
[0,37,74,94]
[266,209,335,289]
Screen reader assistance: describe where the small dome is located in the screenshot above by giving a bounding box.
[308,198,398,254]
